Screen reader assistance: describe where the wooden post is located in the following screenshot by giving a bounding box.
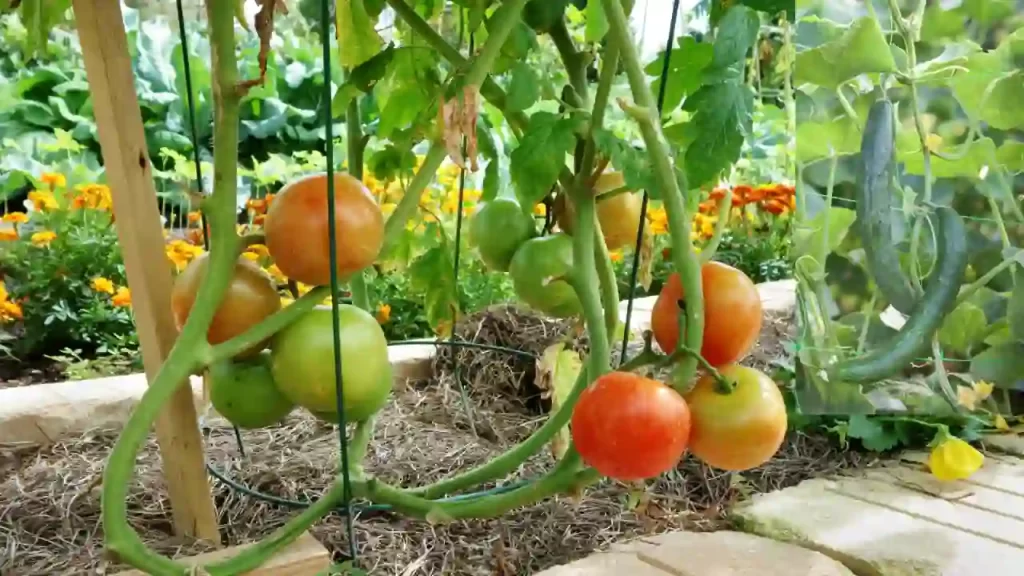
[113,532,332,576]
[72,0,221,542]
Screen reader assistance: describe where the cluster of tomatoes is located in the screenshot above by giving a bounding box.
[170,172,394,429]
[570,255,788,480]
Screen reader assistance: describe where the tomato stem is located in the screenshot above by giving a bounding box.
[380,0,534,258]
[598,0,704,394]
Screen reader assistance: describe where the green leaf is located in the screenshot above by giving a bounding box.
[970,341,1024,390]
[794,17,898,89]
[585,0,609,42]
[331,45,399,117]
[409,239,460,335]
[368,145,416,182]
[509,111,580,207]
[336,0,384,69]
[900,137,998,179]
[506,62,540,113]
[949,34,1024,131]
[482,160,500,202]
[710,5,761,74]
[536,342,583,460]
[373,48,441,138]
[646,37,714,114]
[996,140,1024,173]
[678,80,754,189]
[710,0,794,26]
[846,415,901,452]
[938,302,989,357]
[795,116,861,163]
[1010,278,1024,342]
[592,129,656,197]
[793,207,857,260]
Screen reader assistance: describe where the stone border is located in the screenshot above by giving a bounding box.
[0,280,795,445]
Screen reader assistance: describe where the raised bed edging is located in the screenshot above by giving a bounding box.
[0,280,796,445]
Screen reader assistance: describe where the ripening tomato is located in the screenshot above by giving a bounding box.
[270,304,393,422]
[264,172,384,286]
[650,261,762,367]
[555,171,644,251]
[170,252,281,358]
[685,365,787,471]
[571,371,691,481]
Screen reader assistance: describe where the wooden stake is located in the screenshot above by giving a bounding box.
[72,0,220,542]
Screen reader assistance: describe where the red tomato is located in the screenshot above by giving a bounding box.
[170,252,281,358]
[571,371,691,480]
[264,172,384,286]
[685,364,787,471]
[650,261,762,367]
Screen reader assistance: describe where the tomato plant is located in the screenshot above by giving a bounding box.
[571,371,691,481]
[685,365,787,472]
[270,304,393,422]
[508,233,581,318]
[467,197,537,272]
[651,262,762,367]
[555,171,644,251]
[264,172,384,287]
[170,252,281,358]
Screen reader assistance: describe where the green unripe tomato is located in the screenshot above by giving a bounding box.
[468,197,537,272]
[508,233,582,318]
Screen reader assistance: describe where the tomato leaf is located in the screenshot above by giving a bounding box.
[509,111,581,207]
[645,37,714,114]
[708,5,760,77]
[535,342,583,460]
[506,62,541,113]
[679,80,754,189]
[846,415,900,452]
[409,240,460,334]
[937,302,989,357]
[335,0,384,69]
[794,17,898,89]
[368,145,416,182]
[373,48,442,138]
[970,341,1024,390]
[593,129,657,196]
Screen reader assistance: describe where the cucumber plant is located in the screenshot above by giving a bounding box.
[792,0,1023,432]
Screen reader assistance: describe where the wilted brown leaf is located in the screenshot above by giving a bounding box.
[438,85,481,172]
[237,0,288,94]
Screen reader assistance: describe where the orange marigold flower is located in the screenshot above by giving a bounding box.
[112,286,132,308]
[187,211,203,224]
[30,231,56,247]
[609,250,624,263]
[72,184,113,211]
[91,277,115,294]
[253,214,266,226]
[1,300,23,322]
[376,303,392,324]
[2,213,29,224]
[0,229,17,241]
[246,197,268,214]
[40,172,66,188]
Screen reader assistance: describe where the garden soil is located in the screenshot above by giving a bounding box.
[0,306,873,576]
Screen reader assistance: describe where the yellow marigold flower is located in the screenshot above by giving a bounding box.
[91,277,115,294]
[0,229,17,241]
[380,202,397,216]
[928,433,984,482]
[533,203,547,217]
[72,184,113,211]
[2,213,28,224]
[30,230,56,247]
[609,250,623,263]
[296,282,312,296]
[247,244,270,258]
[28,190,58,211]
[266,264,287,283]
[241,251,260,262]
[0,281,7,302]
[376,303,391,324]
[280,296,295,308]
[1,300,23,322]
[40,172,66,188]
[423,213,437,223]
[187,211,203,224]
[112,286,132,308]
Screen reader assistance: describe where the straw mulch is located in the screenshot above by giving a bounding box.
[0,304,872,576]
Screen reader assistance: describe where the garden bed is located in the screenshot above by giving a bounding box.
[0,303,874,576]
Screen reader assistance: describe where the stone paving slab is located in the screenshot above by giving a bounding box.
[732,448,1024,576]
[535,531,853,576]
